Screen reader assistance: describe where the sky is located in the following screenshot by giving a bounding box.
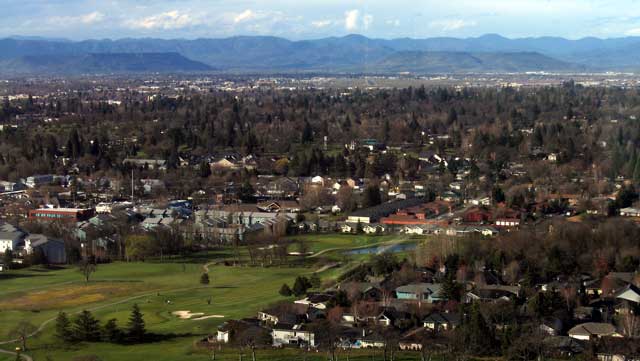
[3,0,640,41]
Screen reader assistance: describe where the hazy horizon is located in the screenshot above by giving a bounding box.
[6,32,640,43]
[3,0,640,41]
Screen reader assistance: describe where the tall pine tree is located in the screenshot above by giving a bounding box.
[127,304,146,343]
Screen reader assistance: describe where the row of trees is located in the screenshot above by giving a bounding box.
[55,304,146,345]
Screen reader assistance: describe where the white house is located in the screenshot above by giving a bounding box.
[272,324,316,348]
[363,224,385,234]
[96,203,113,214]
[0,223,25,252]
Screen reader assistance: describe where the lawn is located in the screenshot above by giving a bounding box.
[0,262,309,361]
[286,233,411,254]
[26,342,447,361]
[0,238,426,361]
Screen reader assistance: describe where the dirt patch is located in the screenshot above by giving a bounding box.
[0,283,146,311]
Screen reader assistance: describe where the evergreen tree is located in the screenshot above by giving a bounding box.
[55,312,73,343]
[292,276,311,296]
[2,248,13,270]
[200,273,210,285]
[362,185,382,208]
[198,160,212,178]
[127,304,146,343]
[442,274,462,302]
[309,274,321,289]
[279,284,292,297]
[73,310,101,342]
[301,120,314,144]
[447,107,458,124]
[239,179,255,202]
[462,303,495,355]
[633,157,640,183]
[492,186,506,204]
[102,318,122,343]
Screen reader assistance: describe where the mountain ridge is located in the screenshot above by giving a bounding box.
[0,34,638,74]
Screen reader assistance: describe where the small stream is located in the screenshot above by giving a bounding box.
[345,242,417,255]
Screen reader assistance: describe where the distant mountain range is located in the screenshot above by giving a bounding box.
[1,34,639,74]
[2,53,212,74]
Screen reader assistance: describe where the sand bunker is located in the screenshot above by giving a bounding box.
[172,310,205,319]
[172,310,225,320]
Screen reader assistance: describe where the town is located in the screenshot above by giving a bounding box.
[0,74,639,361]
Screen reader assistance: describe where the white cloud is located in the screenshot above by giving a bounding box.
[626,27,640,35]
[48,11,105,26]
[311,20,332,28]
[386,19,401,27]
[126,10,197,30]
[233,9,256,24]
[345,9,360,31]
[363,14,374,30]
[429,19,477,32]
[344,9,373,32]
[79,12,104,24]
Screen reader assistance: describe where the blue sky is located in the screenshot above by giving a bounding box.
[3,0,640,40]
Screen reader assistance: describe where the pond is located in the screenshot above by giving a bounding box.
[345,242,417,255]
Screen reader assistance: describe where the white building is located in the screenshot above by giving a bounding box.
[0,223,25,252]
[272,324,316,348]
[620,207,640,217]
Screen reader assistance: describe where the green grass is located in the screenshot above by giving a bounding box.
[0,262,309,361]
[0,238,428,361]
[25,343,449,361]
[286,234,407,253]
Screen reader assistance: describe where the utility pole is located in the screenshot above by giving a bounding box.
[131,169,134,204]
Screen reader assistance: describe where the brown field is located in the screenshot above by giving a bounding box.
[0,282,148,310]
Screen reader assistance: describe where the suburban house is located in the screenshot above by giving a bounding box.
[271,323,316,348]
[215,319,263,344]
[362,224,385,234]
[0,181,26,192]
[539,318,564,336]
[376,308,409,327]
[614,284,640,305]
[0,223,25,252]
[568,323,622,341]
[257,201,301,213]
[24,234,67,264]
[464,285,520,303]
[123,158,167,170]
[395,283,446,303]
[423,312,461,332]
[294,293,334,310]
[24,174,55,188]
